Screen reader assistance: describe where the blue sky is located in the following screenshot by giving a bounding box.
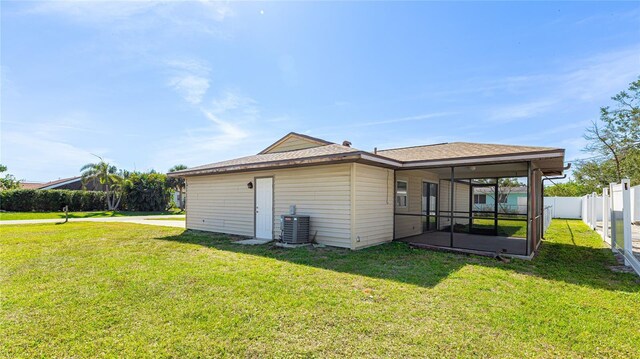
[1,1,639,182]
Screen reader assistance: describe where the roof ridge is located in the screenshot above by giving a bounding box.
[380,141,560,152]
[448,141,559,149]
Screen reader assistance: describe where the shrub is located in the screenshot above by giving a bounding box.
[123,173,172,212]
[0,189,109,212]
[0,171,175,212]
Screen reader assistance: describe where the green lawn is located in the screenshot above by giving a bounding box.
[453,218,528,237]
[0,209,184,221]
[472,218,527,237]
[1,220,639,357]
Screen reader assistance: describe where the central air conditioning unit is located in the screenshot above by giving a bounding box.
[280,215,310,244]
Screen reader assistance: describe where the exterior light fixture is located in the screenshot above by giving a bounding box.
[247,181,253,189]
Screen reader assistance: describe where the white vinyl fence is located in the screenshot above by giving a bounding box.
[581,193,602,229]
[632,185,640,223]
[585,179,639,276]
[543,196,582,219]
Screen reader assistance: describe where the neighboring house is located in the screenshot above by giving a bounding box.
[20,182,45,189]
[473,186,527,214]
[20,176,105,191]
[172,191,186,209]
[169,132,565,258]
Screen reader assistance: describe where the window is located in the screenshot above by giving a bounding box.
[474,194,486,204]
[396,180,408,208]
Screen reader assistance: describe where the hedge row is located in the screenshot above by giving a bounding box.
[0,189,109,212]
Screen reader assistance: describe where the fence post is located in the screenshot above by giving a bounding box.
[592,192,598,230]
[584,194,589,227]
[622,179,632,266]
[610,183,618,253]
[590,193,595,228]
[586,194,591,228]
[602,187,610,246]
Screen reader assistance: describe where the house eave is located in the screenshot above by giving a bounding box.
[399,150,565,170]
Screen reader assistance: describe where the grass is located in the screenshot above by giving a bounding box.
[453,218,528,237]
[471,218,527,237]
[1,220,639,358]
[0,209,184,221]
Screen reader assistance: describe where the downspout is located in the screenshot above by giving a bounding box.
[526,162,531,256]
[392,169,397,241]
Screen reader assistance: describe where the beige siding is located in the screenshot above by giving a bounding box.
[439,180,470,228]
[264,136,324,153]
[186,175,254,236]
[352,164,394,249]
[185,164,352,248]
[394,169,440,239]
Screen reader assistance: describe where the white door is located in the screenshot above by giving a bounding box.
[255,177,273,239]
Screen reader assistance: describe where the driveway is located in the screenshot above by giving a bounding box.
[0,215,186,228]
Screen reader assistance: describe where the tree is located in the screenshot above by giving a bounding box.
[581,77,640,186]
[124,172,172,211]
[80,157,125,210]
[0,164,21,190]
[570,159,620,194]
[544,180,592,197]
[495,178,525,214]
[167,164,187,210]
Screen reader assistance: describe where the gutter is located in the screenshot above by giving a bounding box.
[401,150,565,168]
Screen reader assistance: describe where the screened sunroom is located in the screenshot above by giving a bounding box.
[392,161,548,258]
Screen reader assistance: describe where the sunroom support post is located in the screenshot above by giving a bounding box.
[526,161,532,256]
[494,178,499,235]
[450,166,454,247]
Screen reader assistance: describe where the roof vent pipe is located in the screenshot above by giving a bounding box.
[342,140,352,147]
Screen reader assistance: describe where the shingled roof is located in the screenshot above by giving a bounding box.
[20,182,45,189]
[377,142,562,162]
[170,143,368,176]
[19,176,82,190]
[169,134,565,177]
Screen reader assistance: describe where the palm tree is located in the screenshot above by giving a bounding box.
[80,156,125,210]
[168,164,187,210]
